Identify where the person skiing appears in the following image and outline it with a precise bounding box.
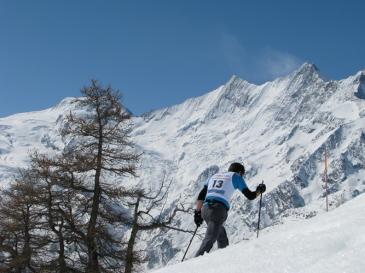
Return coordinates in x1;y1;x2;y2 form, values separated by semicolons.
194;162;266;256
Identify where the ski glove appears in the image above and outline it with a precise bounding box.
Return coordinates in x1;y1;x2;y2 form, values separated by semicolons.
256;184;266;194
194;210;203;227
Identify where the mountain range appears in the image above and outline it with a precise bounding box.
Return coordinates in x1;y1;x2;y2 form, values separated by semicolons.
0;63;364;270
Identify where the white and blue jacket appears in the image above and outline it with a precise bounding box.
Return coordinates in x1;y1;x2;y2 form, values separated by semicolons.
199;171;254;210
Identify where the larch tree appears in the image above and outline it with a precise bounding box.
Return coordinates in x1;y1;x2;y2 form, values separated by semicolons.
120;178;192;273
57;80;139;272
0;170;44;273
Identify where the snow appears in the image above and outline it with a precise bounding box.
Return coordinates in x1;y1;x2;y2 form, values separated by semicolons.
331;102;359;120
151;193;365;273
0;98;71;188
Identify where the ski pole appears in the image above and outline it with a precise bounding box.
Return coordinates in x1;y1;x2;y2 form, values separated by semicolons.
181;226;198;262
257;181;264;238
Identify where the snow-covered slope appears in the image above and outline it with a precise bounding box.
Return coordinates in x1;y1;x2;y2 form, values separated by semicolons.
150;193;365;273
0;98;75;187
0;63;364;270
131;63;365;269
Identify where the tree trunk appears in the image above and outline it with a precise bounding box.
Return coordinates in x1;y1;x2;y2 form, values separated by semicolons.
86;121;103;273
125;196;140;273
23;206;32;272
47;185;67;272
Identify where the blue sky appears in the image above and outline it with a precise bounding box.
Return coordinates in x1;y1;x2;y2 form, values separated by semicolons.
0;0;364;117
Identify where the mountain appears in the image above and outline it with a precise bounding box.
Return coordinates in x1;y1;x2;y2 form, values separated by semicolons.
0;63;365;271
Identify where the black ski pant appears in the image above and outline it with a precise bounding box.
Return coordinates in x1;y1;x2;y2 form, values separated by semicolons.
195;201;229;257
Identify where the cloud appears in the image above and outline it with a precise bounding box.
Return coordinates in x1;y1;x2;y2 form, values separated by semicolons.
219;32;302;83
258;48;302;79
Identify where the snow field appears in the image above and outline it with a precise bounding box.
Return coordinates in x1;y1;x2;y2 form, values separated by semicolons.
151;193;365;273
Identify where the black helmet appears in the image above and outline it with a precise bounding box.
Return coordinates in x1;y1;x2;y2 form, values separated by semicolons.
228;162;245;175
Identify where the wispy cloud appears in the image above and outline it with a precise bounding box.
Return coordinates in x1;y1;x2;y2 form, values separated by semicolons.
258;48;302;79
219;32;302;83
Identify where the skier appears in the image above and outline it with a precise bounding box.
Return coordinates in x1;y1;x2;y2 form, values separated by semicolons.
194;162;266;256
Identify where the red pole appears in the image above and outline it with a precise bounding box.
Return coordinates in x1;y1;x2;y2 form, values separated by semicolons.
324;146;329;212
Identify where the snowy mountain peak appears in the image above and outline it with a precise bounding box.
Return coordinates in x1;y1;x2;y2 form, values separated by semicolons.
51;97;78;112
225;75;254;88
221;75;257;97
287;62;324;84
295;62;320;76
355;71;365;99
